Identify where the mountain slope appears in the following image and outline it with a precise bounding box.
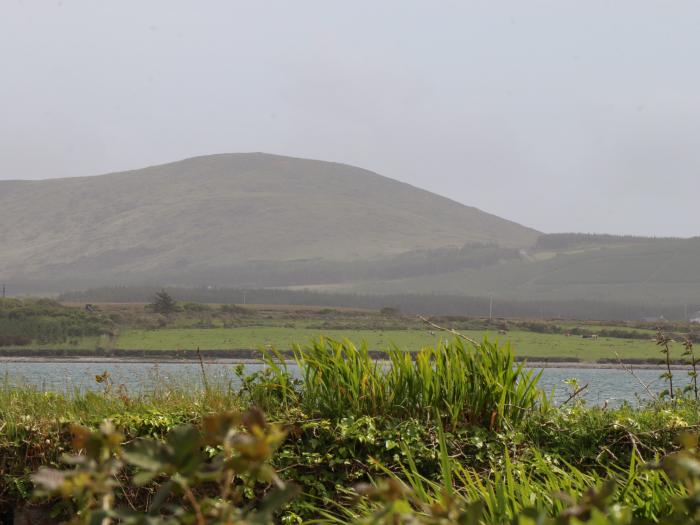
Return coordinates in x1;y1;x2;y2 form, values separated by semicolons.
336;237;700;306
0;153;538;289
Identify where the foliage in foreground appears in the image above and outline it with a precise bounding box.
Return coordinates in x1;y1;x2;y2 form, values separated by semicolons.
32;408;297;524
29;408;700;525
344;430;700;525
4;337;700;523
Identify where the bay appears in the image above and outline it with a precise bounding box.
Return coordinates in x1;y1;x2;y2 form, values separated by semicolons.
1;361;692;406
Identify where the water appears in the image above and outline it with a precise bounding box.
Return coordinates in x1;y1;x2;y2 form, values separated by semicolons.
0;361;692;405
536;367;690;405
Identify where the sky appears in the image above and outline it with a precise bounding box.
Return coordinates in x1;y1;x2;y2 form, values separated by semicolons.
2;1;699;237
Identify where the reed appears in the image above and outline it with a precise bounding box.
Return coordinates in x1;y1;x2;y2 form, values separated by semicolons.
291;337;547;429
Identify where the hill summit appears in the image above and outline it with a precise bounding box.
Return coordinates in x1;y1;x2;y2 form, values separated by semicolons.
0;153;538;290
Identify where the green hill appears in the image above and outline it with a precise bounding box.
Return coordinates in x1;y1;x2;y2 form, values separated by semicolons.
0;153;538;291
333;237;700;306
5;153;699;308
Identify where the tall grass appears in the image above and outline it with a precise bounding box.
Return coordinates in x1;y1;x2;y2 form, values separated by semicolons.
321;426;683;524
289;337;547;429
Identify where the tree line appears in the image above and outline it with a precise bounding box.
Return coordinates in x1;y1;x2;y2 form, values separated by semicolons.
534;232;687;250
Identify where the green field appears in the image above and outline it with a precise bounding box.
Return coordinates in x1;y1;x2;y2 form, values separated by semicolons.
2;298;681;362
108;327;663;362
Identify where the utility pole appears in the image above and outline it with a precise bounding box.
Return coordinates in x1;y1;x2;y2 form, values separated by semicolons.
489;293;493;320
1;284;5;298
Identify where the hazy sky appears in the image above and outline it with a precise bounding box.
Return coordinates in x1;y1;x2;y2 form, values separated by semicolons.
2;1;699;236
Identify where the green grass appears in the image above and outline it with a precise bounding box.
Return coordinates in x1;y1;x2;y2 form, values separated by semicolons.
114;327;438;352
3;336;102;350
490;330;660;361
108;327;665;362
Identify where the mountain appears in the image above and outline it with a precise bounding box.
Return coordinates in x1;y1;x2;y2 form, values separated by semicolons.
0;153;538;291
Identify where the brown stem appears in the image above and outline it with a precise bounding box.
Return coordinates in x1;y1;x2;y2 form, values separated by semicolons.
615;353;658;401
693;358;698;401
560;383;589;407
220;468;235;501
184;486;206;525
663;339;674;399
688;340;698;401
626;430;643;460
196;347;210;394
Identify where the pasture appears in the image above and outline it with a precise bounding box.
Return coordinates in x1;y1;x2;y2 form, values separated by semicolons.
111;326;664;362
1;298;688;362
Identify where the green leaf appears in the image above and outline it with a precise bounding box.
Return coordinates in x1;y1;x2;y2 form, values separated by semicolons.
123;439;169;472
148;479;177;513
247;484;301;523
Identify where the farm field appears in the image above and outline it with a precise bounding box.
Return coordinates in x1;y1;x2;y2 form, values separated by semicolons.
110;327;664;362
2;297;689;362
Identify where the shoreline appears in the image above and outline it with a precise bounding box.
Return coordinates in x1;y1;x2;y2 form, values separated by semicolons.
0;355;689;370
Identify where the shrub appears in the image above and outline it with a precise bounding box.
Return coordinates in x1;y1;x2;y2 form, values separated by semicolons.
32;409;298;525
0;334;31;346
149;290;180;314
181;301;211;313
0;298;111;344
220;304;248;315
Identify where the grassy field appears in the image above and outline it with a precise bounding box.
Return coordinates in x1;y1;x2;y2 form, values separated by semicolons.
2;299;685;362
107;327;664;362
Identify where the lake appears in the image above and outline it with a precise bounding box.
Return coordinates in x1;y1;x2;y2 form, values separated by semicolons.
0;360;690;405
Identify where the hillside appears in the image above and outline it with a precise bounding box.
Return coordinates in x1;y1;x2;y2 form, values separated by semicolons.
333;237;700;307
0;153;538;291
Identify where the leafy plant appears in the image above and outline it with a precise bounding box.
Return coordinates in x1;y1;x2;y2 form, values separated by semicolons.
682;338;699;401
656;330;675;400
32;408;298;524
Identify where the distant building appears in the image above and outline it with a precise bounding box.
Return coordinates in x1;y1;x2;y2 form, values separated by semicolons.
691;312;700;324
642;315;665;323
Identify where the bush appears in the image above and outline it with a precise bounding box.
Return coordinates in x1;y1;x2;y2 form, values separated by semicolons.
0;298;112;344
31;409;298;525
220;304;248;315
0;334;31;347
180;301;211;312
